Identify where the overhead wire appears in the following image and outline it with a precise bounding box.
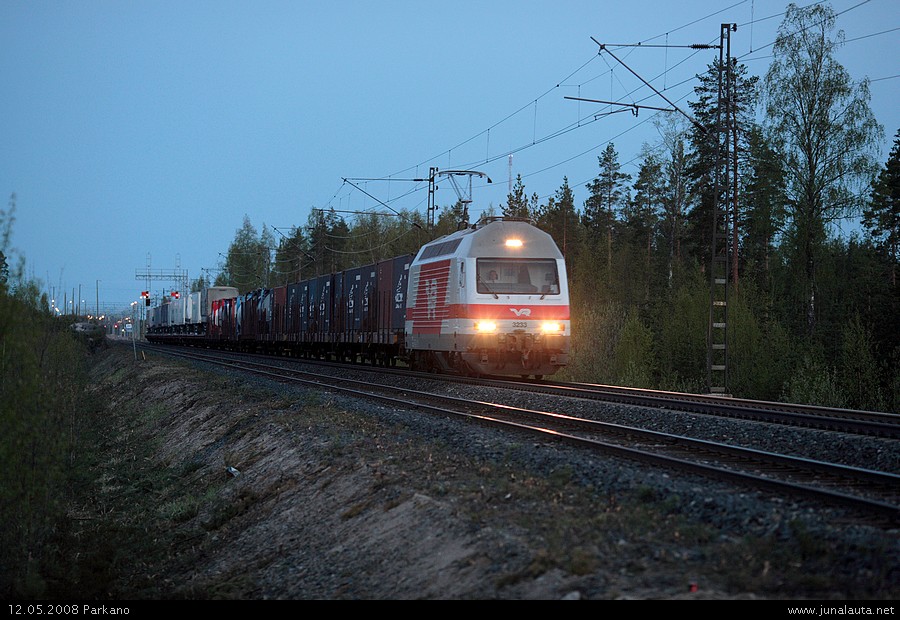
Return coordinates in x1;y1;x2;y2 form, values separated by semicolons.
331;4;749;214
324;226;417;255
518;0;886;204
318;0;888;221
406;9;738;204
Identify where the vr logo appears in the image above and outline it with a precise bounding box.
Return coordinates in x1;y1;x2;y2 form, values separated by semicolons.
509;308;531;317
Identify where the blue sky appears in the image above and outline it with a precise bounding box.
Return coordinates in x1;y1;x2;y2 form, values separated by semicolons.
1;0;897;314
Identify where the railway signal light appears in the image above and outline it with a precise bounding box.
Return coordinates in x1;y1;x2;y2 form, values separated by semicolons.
172;291;180;299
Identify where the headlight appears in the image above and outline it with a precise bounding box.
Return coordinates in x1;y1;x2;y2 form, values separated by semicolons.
540;321;562;333
475;320;497;333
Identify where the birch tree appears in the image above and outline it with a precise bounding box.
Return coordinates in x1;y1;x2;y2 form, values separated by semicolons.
763;2;882;333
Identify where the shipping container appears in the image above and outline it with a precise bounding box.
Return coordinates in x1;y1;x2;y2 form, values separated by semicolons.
286;282;303;341
272;285;287;342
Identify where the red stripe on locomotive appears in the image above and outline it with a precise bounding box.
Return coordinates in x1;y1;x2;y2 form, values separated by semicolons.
448;304;570;321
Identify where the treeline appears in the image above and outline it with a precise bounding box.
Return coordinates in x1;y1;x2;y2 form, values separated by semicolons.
209;4;897;411
0;273;98;596
1;193;108;596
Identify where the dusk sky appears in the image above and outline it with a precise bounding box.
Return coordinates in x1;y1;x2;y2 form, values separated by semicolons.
2;0;897;315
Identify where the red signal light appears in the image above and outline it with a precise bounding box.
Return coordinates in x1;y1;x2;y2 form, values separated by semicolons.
172;291;180;299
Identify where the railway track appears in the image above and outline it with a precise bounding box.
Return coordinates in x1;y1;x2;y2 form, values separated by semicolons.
375;366;900;438
506;376;900;439
143;342;900;438
140;343;900;525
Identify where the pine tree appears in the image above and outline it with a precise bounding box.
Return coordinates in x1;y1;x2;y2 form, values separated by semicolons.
0;251;8;288
864;128;900;287
584;143;630;274
534;177;577;261
190;274;209;292
742;125;787;290
0;193;14;289
627;150;664;300
503;175;530;219
686;57;758;279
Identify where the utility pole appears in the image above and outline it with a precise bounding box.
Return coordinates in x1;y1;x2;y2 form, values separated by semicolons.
706;23;737;396
427;167;438;233
586;32;733;394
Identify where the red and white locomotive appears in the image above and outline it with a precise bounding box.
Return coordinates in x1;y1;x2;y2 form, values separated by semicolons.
146;216;570;378
406;216;569;378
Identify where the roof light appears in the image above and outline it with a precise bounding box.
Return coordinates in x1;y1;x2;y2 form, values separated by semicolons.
505;238;523;248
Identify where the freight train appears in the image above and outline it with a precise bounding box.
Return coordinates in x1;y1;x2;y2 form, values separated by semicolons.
146;217;570;378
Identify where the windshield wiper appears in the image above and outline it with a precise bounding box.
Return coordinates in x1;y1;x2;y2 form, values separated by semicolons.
477;275;499;299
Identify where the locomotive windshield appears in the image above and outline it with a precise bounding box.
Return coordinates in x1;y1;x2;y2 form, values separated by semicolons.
476;259;559;295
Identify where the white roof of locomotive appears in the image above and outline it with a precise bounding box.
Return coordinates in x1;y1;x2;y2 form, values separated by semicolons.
413;217;563;263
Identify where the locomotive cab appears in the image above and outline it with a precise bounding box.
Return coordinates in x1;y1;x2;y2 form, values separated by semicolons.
405;217;570;378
